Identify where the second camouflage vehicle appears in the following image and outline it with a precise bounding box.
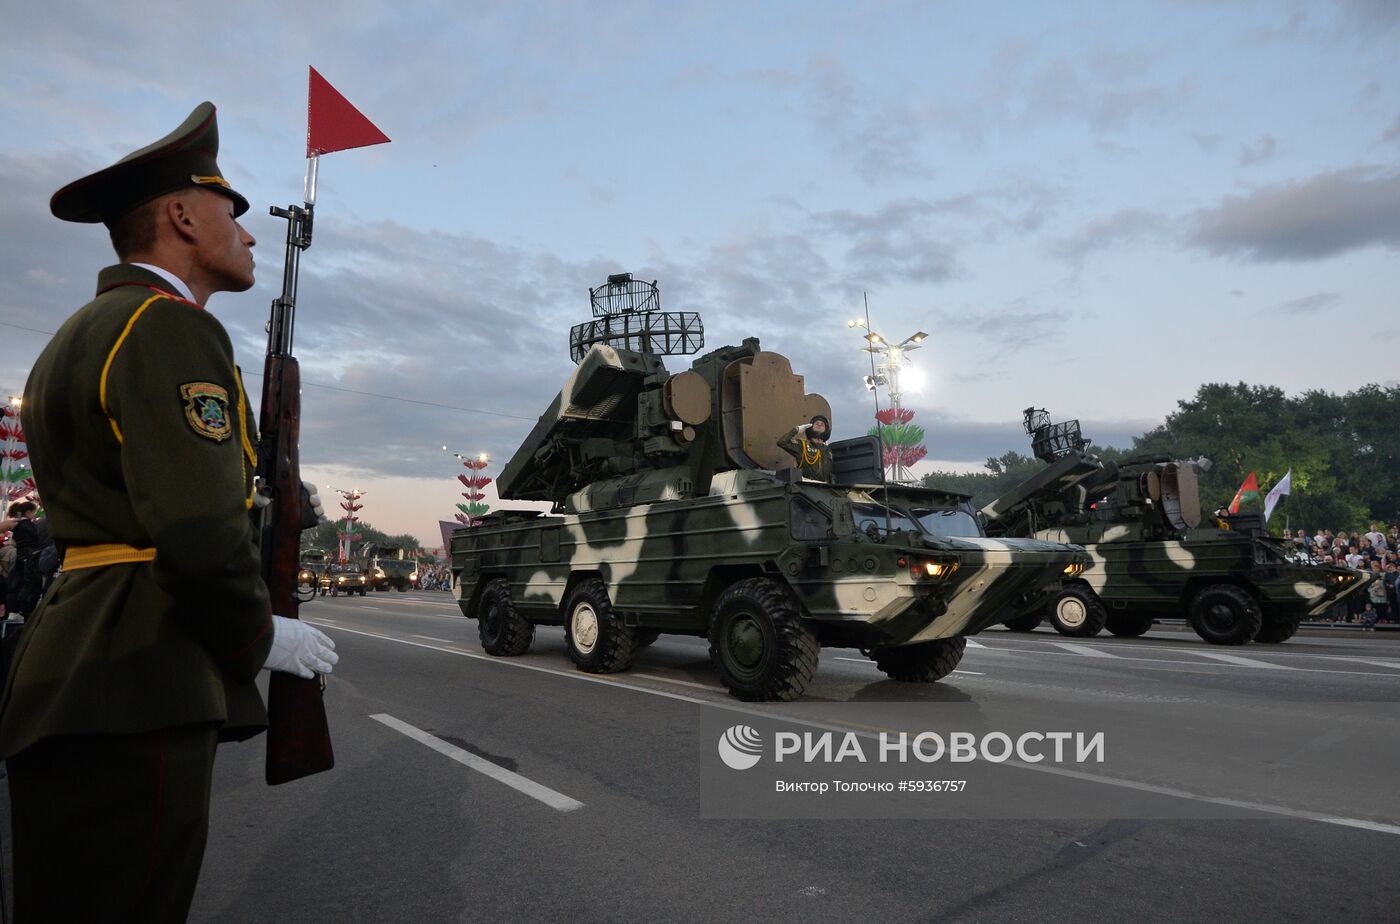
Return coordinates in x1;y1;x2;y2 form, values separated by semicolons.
982;409;1372;645
450;276;1086;701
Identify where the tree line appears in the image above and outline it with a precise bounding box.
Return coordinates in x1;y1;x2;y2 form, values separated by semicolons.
921;382;1400;533
300;520;432;561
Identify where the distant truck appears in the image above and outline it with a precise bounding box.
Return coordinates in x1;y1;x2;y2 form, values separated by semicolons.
982;409;1372;645
356;542;416;592
450;335;1086;701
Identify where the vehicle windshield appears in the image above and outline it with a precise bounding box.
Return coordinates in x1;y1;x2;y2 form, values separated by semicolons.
912;507;982;539
851;502;923;537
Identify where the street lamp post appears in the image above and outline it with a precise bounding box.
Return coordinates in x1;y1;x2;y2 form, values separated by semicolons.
847;306;928;483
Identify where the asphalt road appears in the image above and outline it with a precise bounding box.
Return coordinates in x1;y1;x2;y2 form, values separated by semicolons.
16;590;1400;922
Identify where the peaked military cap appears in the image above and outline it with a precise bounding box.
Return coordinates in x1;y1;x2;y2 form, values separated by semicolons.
50;101;249;225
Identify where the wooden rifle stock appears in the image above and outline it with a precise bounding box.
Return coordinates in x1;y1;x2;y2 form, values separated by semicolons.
258;351;335;785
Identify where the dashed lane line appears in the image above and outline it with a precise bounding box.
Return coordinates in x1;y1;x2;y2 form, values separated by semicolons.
1191;652;1296;670
1323;657;1400;671
411;635;458;644
370;713;584;813
961;644;1399;678
1051;642;1124;659
323;624;1400;837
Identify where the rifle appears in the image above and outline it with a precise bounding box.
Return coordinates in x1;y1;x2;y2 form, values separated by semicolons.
255;191;334;785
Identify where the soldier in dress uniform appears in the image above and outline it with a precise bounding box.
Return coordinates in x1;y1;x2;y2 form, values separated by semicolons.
0;102;339;922
777;414;834;482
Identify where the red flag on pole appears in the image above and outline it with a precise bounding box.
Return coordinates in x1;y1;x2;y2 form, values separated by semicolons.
1228;471;1260;514
307;67;390;156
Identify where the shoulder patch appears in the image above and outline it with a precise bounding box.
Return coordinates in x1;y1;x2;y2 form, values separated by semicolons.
180;382;232;442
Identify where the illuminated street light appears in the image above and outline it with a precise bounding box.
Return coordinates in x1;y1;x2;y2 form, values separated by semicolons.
846;307;931;482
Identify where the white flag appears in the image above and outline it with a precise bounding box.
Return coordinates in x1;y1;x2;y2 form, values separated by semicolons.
1263;468;1292;522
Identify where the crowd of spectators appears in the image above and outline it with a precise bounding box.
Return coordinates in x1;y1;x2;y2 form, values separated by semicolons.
413;563;453;592
1291;523;1400;627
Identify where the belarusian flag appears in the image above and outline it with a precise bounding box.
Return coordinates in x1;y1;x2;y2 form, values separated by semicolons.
1228;472;1260;514
1263;469;1292;522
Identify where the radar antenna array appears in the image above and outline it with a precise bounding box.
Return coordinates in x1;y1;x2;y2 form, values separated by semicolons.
569;273;705;362
1023;407;1086;463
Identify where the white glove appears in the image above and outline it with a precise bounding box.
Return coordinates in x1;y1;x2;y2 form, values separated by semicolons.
796;423;812;432
263;615;339;678
303;481;328;524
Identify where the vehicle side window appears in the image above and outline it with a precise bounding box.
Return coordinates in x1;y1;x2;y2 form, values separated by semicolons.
790;496;833;540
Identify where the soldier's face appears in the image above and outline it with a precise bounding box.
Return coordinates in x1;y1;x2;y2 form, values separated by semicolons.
192;189;256;293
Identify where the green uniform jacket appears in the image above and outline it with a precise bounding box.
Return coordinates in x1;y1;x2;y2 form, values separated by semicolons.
777;427;834;482
0;264;273;757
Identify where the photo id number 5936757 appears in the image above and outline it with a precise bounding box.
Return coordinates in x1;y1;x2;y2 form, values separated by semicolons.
899;780;967;793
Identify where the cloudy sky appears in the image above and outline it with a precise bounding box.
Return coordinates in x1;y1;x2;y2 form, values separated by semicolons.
2;1;1397;547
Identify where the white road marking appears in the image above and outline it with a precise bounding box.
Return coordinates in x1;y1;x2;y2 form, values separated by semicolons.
963;643;1398;677
1324;657;1400;671
319;623;1400;836
412;635;458;644
1192;652;1295;670
1051;643;1123;659
630;673;722;691
370;713;583;813
362;606;384;611
964;639;987;649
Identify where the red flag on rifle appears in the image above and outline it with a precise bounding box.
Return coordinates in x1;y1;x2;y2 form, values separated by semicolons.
307;66;391;156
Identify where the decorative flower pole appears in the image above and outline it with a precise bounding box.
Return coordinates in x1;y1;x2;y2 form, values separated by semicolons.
868;407;928;476
0;397;37;506
446;450;492;527
332;487;365;563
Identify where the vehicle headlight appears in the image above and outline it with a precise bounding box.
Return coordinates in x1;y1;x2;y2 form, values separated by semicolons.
337;577;346;583
410;572;419;581
912;559;958;580
374;568;385;578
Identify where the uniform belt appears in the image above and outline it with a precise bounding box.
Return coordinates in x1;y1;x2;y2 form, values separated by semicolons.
63;544;157;570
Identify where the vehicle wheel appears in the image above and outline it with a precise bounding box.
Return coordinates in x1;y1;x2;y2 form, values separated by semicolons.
1188;584;1262;645
869;637;966;682
1047;586;1107;637
1104;613;1153;637
1254;619;1299;643
359;588;368;597
634;629;660;649
565;578;636;673
396;585;407;593
376;585;388;592
477;578;534;656
1002;612;1043;632
707;577;819;702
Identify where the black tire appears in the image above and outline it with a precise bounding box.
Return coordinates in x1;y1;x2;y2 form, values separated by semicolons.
1254;620;1299;643
1047;586;1107;637
359;588;368;597
869;637;967;682
564;578;636;673
1002;612;1043;632
376;585;388;592
477;578;534;656
707;577;819;702
634;629;660;649
1188;584;1262;645
396;585;407;593
1104;613;1153;637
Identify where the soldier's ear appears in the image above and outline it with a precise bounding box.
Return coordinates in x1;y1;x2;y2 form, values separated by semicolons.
161;193;200;245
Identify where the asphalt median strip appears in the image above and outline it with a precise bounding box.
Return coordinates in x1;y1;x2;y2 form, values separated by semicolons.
317;621;1400;836
370;713;584;813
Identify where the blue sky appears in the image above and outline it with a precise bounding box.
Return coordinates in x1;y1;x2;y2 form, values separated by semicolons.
2;1;1397;546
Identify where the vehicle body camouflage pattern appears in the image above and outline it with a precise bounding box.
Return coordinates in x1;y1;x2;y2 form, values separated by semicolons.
981;410;1372;645
451;337;1086;701
356;542;416;592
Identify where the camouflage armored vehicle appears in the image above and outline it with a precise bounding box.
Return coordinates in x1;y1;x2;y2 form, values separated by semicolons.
982;409;1371;645
356;542;416;592
320;562;370;597
299;547;331;590
450;280;1086;701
